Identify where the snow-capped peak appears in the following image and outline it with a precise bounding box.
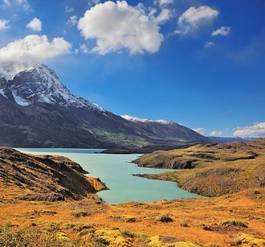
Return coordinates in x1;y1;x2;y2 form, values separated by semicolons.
0;64;105;111
121;115;173;125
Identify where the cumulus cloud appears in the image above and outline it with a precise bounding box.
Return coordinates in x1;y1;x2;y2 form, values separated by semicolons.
175;6;219;35
233;122;265;137
67;16;78;26
0;19;9;31
212;26;231;37
78;1;163;55
194;128;224;136
0;35;71;76
26;18;42;32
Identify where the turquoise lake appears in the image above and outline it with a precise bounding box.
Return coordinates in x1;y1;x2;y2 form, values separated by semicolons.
18;148;198;204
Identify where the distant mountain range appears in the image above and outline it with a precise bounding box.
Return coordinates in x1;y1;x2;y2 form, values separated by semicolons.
207;136;244;143
0;64;209;148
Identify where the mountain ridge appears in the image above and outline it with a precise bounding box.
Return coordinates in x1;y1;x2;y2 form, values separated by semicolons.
0;64;209;148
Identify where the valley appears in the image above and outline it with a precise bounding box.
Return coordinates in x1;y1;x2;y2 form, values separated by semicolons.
1;140;265;246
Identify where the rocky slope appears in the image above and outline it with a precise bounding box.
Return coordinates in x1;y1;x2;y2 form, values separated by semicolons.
136;139;265;197
0;148;106;201
0;64;209;148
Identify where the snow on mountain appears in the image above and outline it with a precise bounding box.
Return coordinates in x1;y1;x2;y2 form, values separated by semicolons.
0;89;5;97
121;115;173;125
0;64;104;111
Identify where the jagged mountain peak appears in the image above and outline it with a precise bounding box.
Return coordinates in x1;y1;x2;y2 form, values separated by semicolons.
0;64;104;111
0;64;209;148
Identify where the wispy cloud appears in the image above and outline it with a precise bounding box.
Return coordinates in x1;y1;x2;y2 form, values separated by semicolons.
194;128;206;135
205;41;215;48
155;8;173;24
212;26;231;37
154;0;173;7
0;19;9;31
3;0;31;10
230;32;265;64
234;122;265;137
175;6;219;35
67;16;78;26
194;128;224;137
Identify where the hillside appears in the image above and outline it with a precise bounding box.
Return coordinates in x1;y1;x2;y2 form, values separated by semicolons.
0;64;208;148
135;139;265;197
0;147;265;246
0;148;106;201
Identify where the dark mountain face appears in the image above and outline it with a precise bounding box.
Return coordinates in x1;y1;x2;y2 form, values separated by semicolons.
0;64;209;148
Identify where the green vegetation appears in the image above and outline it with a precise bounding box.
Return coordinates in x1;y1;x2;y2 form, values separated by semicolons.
92;128;149;147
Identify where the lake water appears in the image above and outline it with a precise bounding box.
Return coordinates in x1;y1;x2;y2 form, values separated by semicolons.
18;148;199;204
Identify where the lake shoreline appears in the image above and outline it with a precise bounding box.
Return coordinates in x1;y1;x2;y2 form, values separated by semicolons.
17;148;198;204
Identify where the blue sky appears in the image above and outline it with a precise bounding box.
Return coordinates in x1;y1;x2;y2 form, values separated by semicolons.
0;0;265;137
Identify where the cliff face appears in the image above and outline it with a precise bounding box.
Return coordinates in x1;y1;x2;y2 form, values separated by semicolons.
0;148;106;201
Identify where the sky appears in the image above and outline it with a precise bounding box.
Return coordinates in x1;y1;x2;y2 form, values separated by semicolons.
0;0;265;137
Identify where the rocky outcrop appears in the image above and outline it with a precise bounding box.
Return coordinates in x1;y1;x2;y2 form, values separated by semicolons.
0;148;107;201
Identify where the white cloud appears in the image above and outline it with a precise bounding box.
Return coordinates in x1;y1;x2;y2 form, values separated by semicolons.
233;122;265;137
212;26;231;37
3;0;30;10
0;35;71;75
176;6;219;35
155;8;172;24
0;19;9;31
155;0;173;7
194;128;224;136
205;41;215;48
194;128;206;135
78;1;163;55
26;18;42;32
209;130;223;137
67;16;78;26
79;43;90;54
65;6;74;13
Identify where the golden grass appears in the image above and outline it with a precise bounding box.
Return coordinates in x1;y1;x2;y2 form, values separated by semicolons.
1;187;265;246
1;140;265;246
138;139;265;196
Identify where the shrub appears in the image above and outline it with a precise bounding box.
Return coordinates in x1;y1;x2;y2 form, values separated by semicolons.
157;215;174;223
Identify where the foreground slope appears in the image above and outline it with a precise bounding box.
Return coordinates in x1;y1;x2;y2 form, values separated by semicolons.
0;64;208;148
0;148;265;246
135;139;265;196
0;148;106;201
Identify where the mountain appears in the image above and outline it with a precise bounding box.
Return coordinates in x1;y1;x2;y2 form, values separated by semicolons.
0;64;209;148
